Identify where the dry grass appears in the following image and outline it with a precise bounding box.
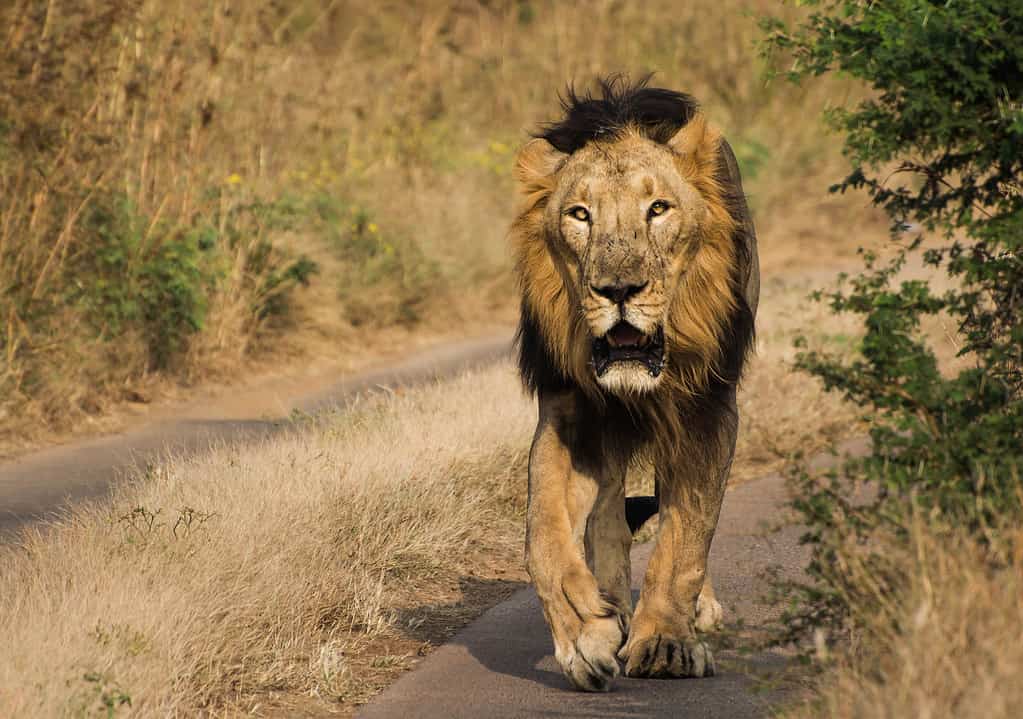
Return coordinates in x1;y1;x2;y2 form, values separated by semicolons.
733;269;867;483
0;363;535;716
0;0;879;451
785;513;1023;719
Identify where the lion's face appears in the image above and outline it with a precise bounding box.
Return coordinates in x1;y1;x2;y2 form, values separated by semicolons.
514;109;741;402
542;132;711;394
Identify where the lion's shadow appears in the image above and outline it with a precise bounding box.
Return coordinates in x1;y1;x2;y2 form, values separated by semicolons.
393;575;583;691
396;580;648;693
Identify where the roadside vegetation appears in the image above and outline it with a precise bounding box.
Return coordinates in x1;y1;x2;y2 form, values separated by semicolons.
0;0;876;453
0;364;534;716
763;1;1023;715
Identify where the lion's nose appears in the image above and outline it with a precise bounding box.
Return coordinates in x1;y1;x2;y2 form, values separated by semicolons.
591;281;648;305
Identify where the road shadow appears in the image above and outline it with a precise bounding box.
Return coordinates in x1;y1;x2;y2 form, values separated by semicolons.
394;575;529;646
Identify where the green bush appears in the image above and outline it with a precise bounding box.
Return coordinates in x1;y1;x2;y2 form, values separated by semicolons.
67;194;213;370
762;0;1023;641
214;193;321;323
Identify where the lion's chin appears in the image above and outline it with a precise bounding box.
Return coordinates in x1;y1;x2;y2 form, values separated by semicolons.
595;363;663;395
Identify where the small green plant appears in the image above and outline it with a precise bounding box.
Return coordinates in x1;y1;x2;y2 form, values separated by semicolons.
69;671;132;718
731;136;771;183
66;193;213;369
213;191;321;323
90;622;151;658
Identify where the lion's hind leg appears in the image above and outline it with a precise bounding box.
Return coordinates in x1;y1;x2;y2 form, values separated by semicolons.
695;574;724;632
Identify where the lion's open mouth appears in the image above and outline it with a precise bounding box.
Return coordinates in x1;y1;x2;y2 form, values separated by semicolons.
591;322;665;378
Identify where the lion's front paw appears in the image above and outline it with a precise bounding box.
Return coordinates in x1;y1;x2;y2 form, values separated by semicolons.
618;633;715;679
558;611;623;692
549;585;626;692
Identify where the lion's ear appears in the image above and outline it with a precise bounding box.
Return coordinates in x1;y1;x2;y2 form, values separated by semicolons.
666;113;718;162
514;138;566;204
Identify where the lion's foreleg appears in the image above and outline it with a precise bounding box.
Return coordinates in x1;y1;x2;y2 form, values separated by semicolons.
619;417;737;678
526;397;626;692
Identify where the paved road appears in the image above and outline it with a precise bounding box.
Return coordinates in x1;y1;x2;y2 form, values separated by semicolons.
357;470;810;719
0;333;512;538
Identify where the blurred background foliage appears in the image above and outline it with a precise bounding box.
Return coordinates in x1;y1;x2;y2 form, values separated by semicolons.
0;0;861;448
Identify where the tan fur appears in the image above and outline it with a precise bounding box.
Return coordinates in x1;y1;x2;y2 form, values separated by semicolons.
513;112;753;691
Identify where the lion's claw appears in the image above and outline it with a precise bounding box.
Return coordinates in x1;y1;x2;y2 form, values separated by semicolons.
619;634;715;679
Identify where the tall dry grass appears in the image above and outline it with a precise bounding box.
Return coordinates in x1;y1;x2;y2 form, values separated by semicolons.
785;509;1023;719
0;362;535;716
0;0;878;451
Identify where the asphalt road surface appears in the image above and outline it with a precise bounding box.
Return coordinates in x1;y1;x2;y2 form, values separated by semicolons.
0;333;512;538
357;469;812;719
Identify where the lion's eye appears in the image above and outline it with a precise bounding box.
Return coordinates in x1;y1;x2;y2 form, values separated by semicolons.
647;200;670;219
568;206;590;222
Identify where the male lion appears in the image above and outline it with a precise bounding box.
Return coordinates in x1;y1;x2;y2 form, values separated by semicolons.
511;78;759;692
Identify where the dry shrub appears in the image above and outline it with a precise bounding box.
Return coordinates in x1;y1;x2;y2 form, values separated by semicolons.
0;362;534;716
786;509;1023;719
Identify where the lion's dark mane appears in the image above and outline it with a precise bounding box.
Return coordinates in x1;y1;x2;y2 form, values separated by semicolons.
538;75;700;154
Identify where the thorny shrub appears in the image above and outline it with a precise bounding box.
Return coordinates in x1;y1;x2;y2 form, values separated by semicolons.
762;0;1023;643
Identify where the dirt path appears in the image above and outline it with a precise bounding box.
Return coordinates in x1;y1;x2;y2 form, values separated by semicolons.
0;332;512;538
356;438;868;719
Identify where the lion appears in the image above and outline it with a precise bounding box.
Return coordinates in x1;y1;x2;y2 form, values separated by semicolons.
511;77;759;692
